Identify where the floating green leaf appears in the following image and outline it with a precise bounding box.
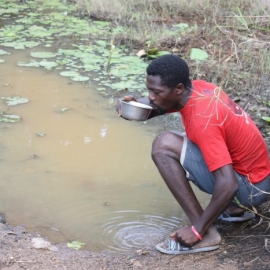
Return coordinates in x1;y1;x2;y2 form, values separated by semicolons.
0;49;10;55
1;42;25;50
30;52;56;58
71;76;90;82
1;96;29;106
36;132;46;136
190;48;209;61
60;71;80;77
142;91;149;97
17;60;40;67
67;241;85;250
0;113;20;123
39;60;58;68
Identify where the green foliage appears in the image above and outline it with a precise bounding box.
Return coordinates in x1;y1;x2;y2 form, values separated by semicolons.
67;241;85;250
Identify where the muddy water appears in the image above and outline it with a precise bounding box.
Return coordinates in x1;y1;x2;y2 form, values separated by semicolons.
0;50;210;252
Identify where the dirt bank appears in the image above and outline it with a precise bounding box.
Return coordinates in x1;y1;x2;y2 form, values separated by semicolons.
0;201;269;270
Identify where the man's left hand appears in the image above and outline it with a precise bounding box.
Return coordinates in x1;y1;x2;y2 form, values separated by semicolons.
170;227;200;247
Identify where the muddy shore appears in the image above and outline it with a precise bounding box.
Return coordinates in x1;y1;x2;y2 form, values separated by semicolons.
0;202;269;270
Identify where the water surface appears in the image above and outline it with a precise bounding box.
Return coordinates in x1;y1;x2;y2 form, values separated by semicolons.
0;50;210;252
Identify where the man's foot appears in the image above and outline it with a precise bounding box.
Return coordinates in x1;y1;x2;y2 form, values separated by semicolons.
218;211;255;222
218;204;255;222
156;226;221;255
224;205;245;216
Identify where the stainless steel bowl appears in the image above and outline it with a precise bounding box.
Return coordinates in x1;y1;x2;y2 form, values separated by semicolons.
121;101;153;121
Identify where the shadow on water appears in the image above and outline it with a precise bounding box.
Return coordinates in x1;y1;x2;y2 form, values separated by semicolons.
0;51;210;252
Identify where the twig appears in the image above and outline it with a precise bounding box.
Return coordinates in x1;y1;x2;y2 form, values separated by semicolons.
15;261;35;263
225;235;270;237
264;239;270;252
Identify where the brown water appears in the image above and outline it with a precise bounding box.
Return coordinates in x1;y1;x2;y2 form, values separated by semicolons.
0;50;210;252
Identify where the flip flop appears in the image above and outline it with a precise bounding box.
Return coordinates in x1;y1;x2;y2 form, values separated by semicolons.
218;211;255;222
155;238;219;255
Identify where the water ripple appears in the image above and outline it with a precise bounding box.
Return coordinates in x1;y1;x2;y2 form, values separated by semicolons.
101;211;184;252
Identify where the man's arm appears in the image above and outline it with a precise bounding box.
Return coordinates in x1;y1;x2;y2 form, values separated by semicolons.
173;164;239;246
195;164;239;235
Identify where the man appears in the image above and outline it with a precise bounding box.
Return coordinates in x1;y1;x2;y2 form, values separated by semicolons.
116;54;270;254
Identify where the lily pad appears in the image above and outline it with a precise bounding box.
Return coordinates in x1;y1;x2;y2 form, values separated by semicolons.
173;23;189;30
17;60;40;67
30;52;57;58
39;60;58;68
190;48;209;61
1;96;29;106
36;132;46;137
67;241;85;250
57;108;69;113
71;76;90;82
60;71;80;77
0;49;10;55
0;113;20;123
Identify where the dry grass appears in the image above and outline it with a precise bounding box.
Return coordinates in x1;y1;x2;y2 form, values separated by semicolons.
73;0;270;133
73;0;270;91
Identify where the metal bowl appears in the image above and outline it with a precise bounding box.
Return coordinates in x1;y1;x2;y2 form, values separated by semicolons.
121;101;153;121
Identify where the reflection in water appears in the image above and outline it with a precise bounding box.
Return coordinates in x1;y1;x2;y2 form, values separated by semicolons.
0;50;210;252
100;124;108;138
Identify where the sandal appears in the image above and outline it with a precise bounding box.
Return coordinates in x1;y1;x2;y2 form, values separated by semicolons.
156;238;219;255
218;211;255;222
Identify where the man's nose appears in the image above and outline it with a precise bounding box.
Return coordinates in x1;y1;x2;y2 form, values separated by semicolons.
148;92;155;101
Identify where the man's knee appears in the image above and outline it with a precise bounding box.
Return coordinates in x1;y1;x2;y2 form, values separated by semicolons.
151;131;184;161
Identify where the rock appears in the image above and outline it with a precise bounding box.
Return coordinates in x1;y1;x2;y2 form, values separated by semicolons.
31;237;59;252
133;260;143;268
0;214;6;224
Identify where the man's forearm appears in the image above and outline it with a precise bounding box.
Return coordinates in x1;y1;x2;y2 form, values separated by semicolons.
193;165;239;236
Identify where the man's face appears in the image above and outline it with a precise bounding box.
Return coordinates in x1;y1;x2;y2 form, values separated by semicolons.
146;75;180;112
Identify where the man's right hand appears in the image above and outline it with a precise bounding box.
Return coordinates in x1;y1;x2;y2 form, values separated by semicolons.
116;95;137;118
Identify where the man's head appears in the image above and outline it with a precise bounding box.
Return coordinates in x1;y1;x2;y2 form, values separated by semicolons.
146;55;192;112
146;54;191;90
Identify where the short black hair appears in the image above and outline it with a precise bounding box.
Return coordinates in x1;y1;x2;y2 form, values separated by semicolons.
146;54;191;89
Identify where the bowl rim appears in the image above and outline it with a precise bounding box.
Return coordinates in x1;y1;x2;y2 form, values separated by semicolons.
121;100;153;110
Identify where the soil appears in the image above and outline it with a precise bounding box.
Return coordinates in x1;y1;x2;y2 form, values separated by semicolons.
1;1;270;269
0;201;270;270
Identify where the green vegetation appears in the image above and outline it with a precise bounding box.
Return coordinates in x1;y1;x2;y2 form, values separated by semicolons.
74;0;270;132
74;0;270;91
0;0;269;133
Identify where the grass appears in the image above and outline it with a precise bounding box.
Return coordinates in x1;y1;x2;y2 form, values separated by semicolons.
72;0;270;136
73;0;270;92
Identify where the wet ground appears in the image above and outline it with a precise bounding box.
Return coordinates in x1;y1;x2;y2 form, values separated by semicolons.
0;205;270;270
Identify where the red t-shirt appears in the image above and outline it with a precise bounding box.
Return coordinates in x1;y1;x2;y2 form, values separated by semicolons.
177;80;270;184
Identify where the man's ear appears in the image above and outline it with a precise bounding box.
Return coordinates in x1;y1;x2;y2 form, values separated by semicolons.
175;83;185;95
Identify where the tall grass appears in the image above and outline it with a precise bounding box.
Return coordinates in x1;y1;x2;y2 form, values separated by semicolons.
74;0;270;114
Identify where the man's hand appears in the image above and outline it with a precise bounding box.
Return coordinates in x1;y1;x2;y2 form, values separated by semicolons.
170;227;200;247
116;95;137;118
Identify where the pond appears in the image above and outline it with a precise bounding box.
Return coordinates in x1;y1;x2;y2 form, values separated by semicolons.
0;0;210;252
